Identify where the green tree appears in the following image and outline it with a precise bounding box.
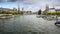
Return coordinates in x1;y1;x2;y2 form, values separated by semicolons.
38;9;41;15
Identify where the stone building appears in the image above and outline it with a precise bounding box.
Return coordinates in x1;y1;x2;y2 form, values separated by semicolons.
13;8;17;11
43;4;60;14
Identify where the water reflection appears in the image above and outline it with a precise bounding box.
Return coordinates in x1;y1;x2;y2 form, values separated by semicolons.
0;15;60;34
0;31;40;34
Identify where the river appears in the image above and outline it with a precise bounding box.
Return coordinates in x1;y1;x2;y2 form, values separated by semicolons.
0;15;60;34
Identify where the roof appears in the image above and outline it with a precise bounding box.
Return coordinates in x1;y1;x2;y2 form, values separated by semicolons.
49;8;55;10
55;9;60;11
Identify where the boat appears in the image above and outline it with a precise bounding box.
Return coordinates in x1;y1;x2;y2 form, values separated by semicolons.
42;15;57;21
55;20;60;26
0;14;14;19
36;15;46;18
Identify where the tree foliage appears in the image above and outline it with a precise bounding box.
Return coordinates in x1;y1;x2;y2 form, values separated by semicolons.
46;12;60;15
38;9;41;15
0;11;23;15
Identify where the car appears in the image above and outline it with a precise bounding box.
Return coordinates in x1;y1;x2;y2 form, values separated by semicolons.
55;20;60;26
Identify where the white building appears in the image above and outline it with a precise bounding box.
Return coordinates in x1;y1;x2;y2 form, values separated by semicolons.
44;4;60;14
49;8;55;12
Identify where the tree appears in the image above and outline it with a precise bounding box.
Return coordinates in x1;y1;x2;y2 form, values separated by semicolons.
38;9;41;15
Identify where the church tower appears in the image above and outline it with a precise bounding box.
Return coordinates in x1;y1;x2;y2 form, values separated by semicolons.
43;4;49;14
45;4;49;11
18;2;20;12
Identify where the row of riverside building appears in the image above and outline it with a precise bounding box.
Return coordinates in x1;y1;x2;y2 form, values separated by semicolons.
43;4;60;14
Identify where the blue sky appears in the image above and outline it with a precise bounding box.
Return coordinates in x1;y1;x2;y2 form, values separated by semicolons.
0;2;18;8
0;0;60;12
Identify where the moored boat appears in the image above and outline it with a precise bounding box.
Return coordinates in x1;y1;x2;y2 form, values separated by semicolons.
0;14;14;19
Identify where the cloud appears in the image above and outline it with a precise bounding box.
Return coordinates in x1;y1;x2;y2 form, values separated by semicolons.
18;0;39;4
7;0;17;2
7;0;26;2
0;0;54;4
0;0;60;11
7;0;51;4
0;0;18;2
51;0;60;6
0;0;3;2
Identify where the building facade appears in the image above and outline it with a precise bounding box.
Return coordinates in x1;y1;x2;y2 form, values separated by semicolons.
44;4;60;13
49;8;55;12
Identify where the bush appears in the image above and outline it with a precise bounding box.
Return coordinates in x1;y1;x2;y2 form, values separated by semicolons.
0;11;24;15
46;12;60;15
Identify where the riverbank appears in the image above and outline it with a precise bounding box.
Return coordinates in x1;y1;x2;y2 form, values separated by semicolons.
0;14;15;19
0;11;23;15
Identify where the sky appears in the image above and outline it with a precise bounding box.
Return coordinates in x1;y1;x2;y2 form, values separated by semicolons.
0;0;60;12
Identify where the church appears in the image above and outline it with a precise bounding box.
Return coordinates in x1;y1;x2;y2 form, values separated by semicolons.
44;4;60;13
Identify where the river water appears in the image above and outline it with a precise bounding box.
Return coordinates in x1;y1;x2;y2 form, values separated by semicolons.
0;15;60;34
